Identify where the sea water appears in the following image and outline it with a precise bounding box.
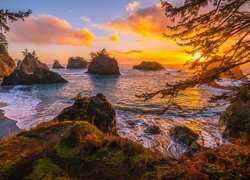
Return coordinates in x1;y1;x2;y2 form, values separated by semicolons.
0;66;235;156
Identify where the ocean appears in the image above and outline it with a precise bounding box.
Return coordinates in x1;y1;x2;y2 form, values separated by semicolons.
0;65;239;156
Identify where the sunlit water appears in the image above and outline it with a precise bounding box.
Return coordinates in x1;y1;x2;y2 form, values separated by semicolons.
0;66;235;156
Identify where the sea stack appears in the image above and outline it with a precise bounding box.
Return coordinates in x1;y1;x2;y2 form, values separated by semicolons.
87;49;120;75
67;57;87;69
1;50;67;86
16;52;49;74
52;60;64;69
133;61;165;71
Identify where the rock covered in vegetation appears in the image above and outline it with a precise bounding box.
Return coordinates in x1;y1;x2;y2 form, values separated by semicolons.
169;126;201;154
87;49;120;75
56;93;116;134
67;57;87;69
1;68;68;86
16;53;49;74
133;61;165;71
52;60;64;69
220;85;250;138
144;125;161;135
0;121;249;179
0;45;15;77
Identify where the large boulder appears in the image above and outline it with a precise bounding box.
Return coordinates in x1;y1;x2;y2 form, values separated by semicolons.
1;68;67;86
0;45;16;77
169;126;201;155
220;85;250;138
87;49;120;75
67;57;87;69
16;53;49;74
52;60;64;69
133;61;165;71
56;93;116;134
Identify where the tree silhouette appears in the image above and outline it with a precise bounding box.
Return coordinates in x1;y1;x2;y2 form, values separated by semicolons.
0;9;31;50
138;0;250;105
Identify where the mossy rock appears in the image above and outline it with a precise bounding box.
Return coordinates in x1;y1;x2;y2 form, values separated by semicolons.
25;158;69;180
56;93;117;134
0;158;21;178
55;122;104;158
56;95;90;122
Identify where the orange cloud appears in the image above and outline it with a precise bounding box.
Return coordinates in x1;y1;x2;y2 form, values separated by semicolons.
110;35;120;42
100;4;171;39
126;1;140;12
7;15;94;46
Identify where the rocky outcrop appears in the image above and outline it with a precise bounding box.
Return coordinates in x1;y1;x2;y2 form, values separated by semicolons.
87;49;120;75
133;61;165;71
16;54;49;74
56;93;116;134
220;84;250;138
67;57;87;69
52;60;64;69
144;125;161;135
1;68;67;86
220;66;247;80
169;126;201;154
0;46;15;77
220;100;250;138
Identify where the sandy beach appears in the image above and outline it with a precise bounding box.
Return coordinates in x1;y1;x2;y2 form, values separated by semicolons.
0;102;20;137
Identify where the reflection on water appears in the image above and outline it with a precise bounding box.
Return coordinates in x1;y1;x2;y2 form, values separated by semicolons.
0;66;228;156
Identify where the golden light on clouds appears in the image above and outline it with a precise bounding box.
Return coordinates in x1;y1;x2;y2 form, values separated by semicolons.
8;15;95;46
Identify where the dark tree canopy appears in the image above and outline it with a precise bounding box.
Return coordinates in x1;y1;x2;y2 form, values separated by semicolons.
139;0;250;105
0;9;31;50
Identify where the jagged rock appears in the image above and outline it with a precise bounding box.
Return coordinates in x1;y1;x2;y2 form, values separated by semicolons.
220;85;250;138
1;68;67;86
67;57;87;69
144;125;161;135
133;61;165;71
16;54;49;74
87;49;120;75
0;46;16;77
169;126;201;154
56;93;116;134
52;60;64;69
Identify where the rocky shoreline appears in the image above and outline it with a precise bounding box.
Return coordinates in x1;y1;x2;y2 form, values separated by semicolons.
0;93;249;179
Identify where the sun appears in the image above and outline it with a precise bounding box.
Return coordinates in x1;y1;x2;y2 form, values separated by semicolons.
190;52;206;61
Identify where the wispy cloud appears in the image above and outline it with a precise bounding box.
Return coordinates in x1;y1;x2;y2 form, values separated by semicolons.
7;15;95;46
80;16;91;23
126;1;140;12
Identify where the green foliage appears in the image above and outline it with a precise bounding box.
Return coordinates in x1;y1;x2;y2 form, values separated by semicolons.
0;9;31;33
25;158;69;180
90;48;112;59
0;158;21;177
0;151;8;158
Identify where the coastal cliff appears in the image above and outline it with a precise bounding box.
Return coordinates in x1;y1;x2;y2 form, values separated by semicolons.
0;45;15;78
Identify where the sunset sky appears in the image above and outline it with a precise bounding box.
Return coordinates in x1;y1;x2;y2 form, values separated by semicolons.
2;0;189;65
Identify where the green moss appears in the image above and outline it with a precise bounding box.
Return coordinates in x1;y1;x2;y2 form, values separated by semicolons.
55;122;103;159
25;158;69;180
55;144;80;159
0;151;9;158
0;158;21;177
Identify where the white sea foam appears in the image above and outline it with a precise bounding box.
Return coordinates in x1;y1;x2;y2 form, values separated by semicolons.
0;86;41;129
